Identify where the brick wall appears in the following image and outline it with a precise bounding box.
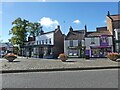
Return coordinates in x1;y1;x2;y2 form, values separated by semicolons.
106;16;113;35
53;29;64;58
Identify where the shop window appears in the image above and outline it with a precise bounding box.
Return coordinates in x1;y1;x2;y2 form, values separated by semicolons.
91;49;99;57
68;49;78;56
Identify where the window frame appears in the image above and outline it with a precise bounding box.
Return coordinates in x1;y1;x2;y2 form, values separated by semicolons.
70;40;73;47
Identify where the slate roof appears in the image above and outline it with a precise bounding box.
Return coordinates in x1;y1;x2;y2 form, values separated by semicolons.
86;27;112;37
39;26;60;35
42;30;55;35
65;30;86;40
109;14;120;21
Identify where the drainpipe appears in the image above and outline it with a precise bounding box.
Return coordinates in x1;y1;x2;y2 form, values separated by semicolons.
112;22;116;52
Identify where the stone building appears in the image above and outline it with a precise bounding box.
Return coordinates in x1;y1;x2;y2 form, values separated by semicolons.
64;26;86;57
85;27;113;57
106;12;120;52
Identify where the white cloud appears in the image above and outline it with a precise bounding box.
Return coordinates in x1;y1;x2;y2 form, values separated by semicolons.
1;0;46;2
42;0;46;2
104;20;107;23
73;19;80;24
39;17;59;28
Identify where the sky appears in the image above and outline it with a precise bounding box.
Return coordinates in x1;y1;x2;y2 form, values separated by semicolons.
1;2;119;42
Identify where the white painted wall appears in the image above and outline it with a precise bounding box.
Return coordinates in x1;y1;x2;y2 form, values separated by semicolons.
73;40;78;46
64;40;85;47
85;37;100;49
81;40;85;46
35;32;54;45
114;29;120;52
114;29;120;40
108;37;112;46
64;39;85;55
64;40;68;55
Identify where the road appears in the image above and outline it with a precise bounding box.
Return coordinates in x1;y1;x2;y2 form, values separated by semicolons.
2;69;118;88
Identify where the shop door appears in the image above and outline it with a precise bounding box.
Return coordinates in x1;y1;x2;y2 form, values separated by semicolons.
99;49;104;57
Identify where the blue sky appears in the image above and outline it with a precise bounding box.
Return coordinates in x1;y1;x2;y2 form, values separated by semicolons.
1;2;118;42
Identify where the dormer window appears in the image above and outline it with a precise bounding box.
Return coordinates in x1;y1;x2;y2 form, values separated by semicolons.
91;37;95;44
91;42;95;44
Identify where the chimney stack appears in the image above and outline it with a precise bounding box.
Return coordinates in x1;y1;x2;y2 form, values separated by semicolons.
69;26;73;32
57;25;60;30
107;11;110;16
84;25;87;36
85;25;87;31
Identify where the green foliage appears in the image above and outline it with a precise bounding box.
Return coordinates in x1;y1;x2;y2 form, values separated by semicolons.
8;17;42;55
9;17;42;48
28;22;41;37
9;17;29;46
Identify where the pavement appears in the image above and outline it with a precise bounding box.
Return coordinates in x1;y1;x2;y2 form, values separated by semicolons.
0;56;120;73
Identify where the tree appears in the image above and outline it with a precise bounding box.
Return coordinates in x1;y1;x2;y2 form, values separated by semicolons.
28;22;41;37
9;17;42;55
9;17;29;46
9;17;29;55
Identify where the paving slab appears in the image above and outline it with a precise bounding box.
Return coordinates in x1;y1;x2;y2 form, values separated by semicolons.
0;57;120;73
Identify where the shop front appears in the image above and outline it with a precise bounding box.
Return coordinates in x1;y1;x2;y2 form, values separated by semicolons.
68;46;85;57
89;35;112;58
90;46;112;57
23;45;54;58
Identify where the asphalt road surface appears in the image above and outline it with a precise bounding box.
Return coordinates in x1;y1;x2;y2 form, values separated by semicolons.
2;69;119;88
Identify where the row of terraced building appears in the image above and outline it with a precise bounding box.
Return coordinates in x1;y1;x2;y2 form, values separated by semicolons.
21;12;120;58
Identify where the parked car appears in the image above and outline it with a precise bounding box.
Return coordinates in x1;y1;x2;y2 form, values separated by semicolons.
0;51;7;58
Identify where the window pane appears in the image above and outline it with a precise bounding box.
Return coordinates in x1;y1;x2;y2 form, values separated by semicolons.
46;39;48;44
39;40;41;44
118;33;120;39
78;40;81;46
70;40;73;46
42;40;44;44
49;38;51;44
